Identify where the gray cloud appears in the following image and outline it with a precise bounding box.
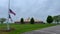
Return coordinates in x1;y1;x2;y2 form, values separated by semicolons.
0;0;60;22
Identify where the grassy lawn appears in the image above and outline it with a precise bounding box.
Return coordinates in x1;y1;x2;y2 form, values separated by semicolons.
0;24;57;34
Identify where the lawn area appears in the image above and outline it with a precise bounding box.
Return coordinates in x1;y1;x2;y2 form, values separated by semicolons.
0;24;57;34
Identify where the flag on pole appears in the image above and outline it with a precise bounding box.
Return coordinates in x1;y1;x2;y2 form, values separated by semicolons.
9;9;16;22
9;14;11;18
9;14;13;21
9;9;16;15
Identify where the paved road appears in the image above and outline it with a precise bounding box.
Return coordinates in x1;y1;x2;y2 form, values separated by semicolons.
22;25;60;34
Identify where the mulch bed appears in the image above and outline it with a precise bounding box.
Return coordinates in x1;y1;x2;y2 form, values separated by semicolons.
0;28;15;32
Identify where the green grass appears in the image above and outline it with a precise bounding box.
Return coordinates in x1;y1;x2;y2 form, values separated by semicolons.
0;24;57;34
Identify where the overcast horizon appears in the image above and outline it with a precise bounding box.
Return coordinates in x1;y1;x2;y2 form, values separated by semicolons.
0;0;60;22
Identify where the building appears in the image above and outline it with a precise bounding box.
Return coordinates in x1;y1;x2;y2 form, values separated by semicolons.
15;18;44;24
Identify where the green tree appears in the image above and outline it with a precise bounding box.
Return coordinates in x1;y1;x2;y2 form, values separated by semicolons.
53;15;60;24
20;18;24;24
46;15;53;24
30;17;35;24
0;18;6;24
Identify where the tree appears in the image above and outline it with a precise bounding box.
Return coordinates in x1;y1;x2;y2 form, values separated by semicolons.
46;15;53;24
0;18;6;24
53;15;60;24
20;18;24;24
30;17;35;24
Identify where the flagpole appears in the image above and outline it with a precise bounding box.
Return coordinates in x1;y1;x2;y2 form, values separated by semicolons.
7;0;10;30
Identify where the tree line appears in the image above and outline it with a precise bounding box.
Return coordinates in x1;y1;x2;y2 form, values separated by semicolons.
0;15;60;24
46;15;60;24
20;15;60;24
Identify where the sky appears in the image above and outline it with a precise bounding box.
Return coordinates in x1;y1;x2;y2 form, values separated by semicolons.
0;0;60;22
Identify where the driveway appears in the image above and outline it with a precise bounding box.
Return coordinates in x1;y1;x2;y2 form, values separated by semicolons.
22;25;60;34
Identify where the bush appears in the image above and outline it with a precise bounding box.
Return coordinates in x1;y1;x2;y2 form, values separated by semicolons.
46;15;53;24
30;18;34;24
20;18;24;24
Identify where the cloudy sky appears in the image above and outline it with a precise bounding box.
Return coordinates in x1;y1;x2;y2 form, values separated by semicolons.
0;0;60;22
